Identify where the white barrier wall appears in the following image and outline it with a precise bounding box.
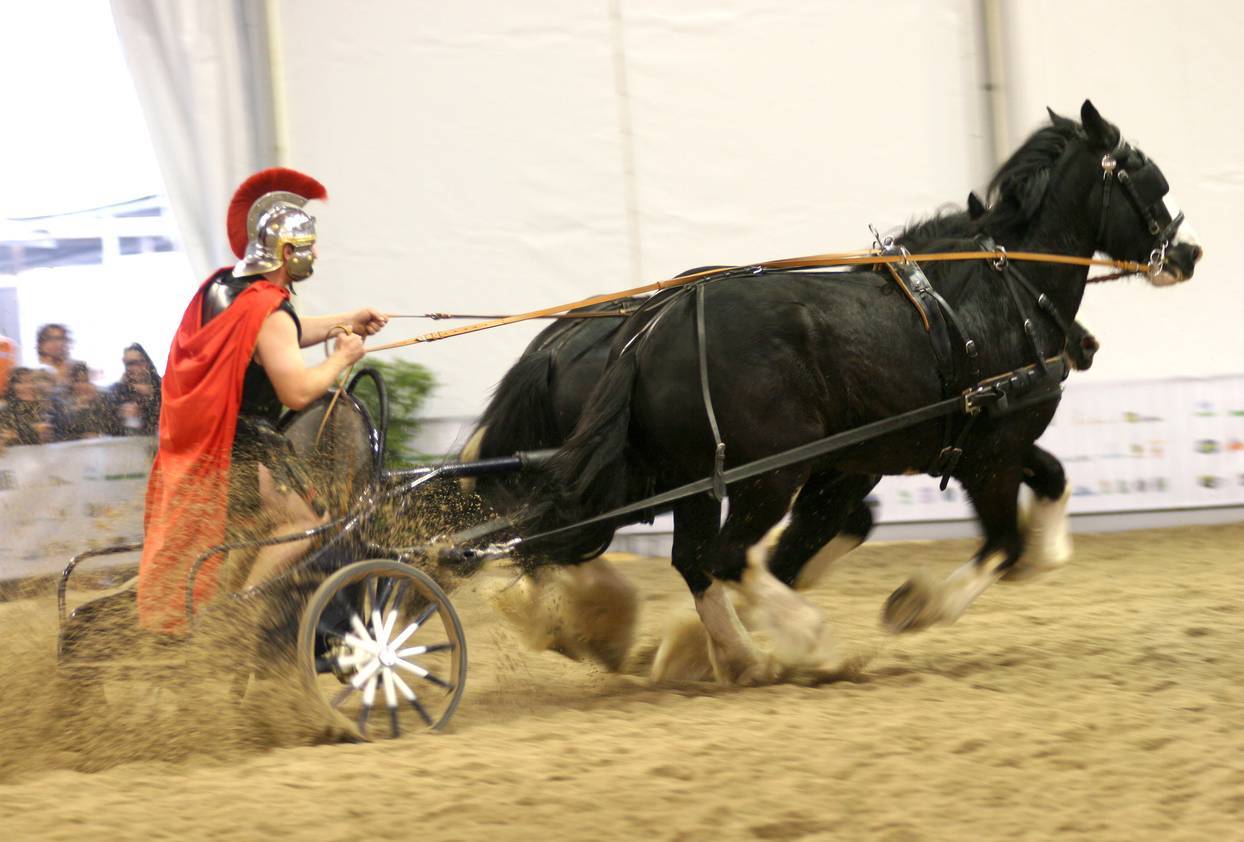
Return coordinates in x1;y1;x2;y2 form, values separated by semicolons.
0;437;152;581
4;374;1241;578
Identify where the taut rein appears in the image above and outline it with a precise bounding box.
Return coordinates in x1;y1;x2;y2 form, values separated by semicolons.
365;248;1151;354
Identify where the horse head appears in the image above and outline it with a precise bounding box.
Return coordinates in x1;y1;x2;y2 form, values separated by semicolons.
983;99;1202;287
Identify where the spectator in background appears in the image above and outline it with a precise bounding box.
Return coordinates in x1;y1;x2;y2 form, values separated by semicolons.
0;332;16;394
108;343;161;436
0;367;55;445
36;323;76;393
55;361;111;441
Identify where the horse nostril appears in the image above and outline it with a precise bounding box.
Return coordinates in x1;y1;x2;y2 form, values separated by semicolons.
1191;245;1204;263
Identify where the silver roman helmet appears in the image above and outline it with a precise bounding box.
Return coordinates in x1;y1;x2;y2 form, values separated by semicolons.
227;168;328;281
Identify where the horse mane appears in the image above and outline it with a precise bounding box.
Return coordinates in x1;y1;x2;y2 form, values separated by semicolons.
983;118;1083;234
893;205;975;248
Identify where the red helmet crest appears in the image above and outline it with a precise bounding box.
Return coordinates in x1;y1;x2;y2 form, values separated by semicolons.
227;168;327;259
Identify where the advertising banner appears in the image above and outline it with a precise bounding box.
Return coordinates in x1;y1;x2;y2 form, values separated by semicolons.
867;376;1244;520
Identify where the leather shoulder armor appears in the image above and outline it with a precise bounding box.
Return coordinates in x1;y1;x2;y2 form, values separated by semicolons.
201;270;248;324
201;271;301;341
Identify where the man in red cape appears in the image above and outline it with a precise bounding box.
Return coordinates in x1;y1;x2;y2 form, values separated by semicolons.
139;169;388;632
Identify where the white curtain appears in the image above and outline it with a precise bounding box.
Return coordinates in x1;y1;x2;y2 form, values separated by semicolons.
109;0;278;278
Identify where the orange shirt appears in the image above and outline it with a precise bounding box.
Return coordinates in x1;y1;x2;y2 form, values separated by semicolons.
0;336;16;394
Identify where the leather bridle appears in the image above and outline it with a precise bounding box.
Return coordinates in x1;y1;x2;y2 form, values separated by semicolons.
1097;138;1184;279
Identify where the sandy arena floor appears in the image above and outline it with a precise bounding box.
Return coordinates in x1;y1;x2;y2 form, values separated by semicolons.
0;522;1241;841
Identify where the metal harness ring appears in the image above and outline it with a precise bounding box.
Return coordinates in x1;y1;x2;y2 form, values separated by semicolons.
992;245;1008;271
1147;243;1168;278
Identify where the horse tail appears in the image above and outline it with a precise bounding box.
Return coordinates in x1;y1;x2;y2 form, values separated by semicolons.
472;348;561;460
548;350;640;522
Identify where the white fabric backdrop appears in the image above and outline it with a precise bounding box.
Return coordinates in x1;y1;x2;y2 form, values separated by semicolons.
997;0;1244;386
110;0;280;278
278;0;991;422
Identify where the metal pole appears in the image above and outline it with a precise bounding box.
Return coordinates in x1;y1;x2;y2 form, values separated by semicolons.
979;0;1011;170
264;0;291;166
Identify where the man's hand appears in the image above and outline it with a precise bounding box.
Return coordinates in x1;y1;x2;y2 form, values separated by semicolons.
350;308;389;336
333;331;366;365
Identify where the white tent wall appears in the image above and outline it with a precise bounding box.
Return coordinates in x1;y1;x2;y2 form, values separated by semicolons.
998;0;1244;386
276;0;992;443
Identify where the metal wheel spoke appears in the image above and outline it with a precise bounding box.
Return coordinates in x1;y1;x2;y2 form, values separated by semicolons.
382;668;398;710
391;671;416;701
396;642;453;658
411;601;438;630
331;684;358;710
385;579;409;614
358;703;371;737
375;576;393;615
409;696;434;727
389;705;401;738
336;649;372;669
394;657;454;691
371;607;388;646
349;614;373;645
366;576;378;616
351;658;382;689
343;632;379;655
389;602;438;650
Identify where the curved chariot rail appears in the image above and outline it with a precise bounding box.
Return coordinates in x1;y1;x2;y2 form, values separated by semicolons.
59;543;143;627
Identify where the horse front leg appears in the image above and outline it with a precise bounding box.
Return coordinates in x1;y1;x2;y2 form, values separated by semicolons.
1006;444;1073;581
882;464;1024;633
763;471;880;591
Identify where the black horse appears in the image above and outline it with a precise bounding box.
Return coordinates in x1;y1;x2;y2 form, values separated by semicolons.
462;273;877;674
530;101;1201;683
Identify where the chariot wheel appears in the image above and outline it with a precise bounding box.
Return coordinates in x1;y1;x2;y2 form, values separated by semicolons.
297;559;467;739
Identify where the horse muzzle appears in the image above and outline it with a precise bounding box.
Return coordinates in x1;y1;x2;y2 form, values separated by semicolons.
1151;238;1203;287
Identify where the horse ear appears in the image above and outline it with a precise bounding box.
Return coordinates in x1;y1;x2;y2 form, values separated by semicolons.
967;192;986;219
1046;106;1073;128
1080;99;1119;149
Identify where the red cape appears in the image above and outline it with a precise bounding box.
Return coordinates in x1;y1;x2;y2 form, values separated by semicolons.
138;272;290;632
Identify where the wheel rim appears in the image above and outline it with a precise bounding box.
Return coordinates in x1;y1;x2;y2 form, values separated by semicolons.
298;560;466;739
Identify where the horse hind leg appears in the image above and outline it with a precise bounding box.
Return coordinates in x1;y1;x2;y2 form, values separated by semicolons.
1005;444;1072;582
489;527;640;672
713;474;829;671
652;495;774;685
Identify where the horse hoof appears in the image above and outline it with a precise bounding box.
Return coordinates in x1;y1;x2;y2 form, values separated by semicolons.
1001;557;1065;583
881;577;942;634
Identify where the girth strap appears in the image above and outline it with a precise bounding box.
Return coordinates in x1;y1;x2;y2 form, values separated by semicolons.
695;283;728;502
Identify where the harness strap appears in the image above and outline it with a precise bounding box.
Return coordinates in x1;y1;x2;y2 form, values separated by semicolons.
513;358;1067;550
1001;262;1099;370
695;283;728;502
1098;171;1115;242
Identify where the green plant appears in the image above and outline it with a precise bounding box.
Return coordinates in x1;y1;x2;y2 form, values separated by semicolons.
351;358;436;468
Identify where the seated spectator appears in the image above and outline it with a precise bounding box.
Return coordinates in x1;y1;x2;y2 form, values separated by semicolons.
55;362;111;441
0;333;16;394
108;344;161;436
36;323;78;395
0;367;55;446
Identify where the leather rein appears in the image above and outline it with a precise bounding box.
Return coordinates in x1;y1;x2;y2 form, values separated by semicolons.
367;247;1155;354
